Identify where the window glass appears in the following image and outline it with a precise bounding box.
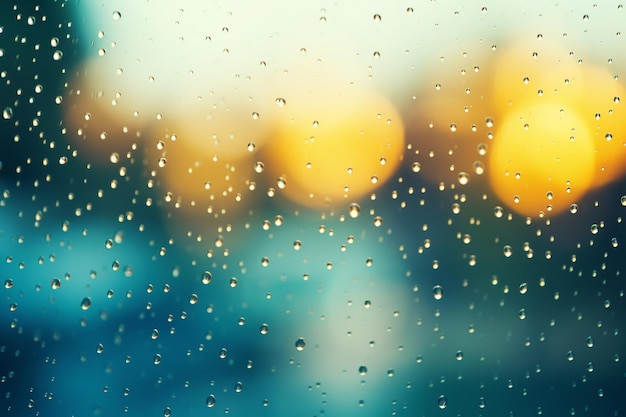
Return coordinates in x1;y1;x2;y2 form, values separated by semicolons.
1;1;624;416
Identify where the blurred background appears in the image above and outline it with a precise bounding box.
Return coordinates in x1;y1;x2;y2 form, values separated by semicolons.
1;1;625;416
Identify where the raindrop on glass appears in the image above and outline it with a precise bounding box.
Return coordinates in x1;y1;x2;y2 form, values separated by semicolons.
438;395;448;409
80;297;92;310
2;107;13;120
349;203;361;218
295;337;306;351
433;285;444;300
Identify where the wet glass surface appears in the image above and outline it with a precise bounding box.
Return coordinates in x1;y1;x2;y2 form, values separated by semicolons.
1;2;625;416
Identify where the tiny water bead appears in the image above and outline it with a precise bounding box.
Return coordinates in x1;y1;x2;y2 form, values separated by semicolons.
2;107;13;120
349;203;361;218
438;395;448;409
433;285;444;300
80;297;92;310
206;394;216;407
519;283;528;294
295;337;306;351
358;365;368;375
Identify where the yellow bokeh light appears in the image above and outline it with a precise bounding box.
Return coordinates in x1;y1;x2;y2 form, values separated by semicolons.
263;89;405;209
489;102;595;217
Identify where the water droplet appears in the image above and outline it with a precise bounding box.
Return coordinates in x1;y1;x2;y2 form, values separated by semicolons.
2;107;13;120
254;161;264;173
153;353;162;364
53;50;63;60
229;277;238;287
457;172;470;185
373;14;382;21
50;278;61;290
567;350;575;361
206;394;216;407
518;308;527;320
438;395;448;409
277;177;287;189
293;240;302;250
433;285;444;300
473;161;484;175
295;337;306;351
494;206;504;218
503;245;513;257
519;283;528;294
586;336;594;348
455;350;463;361
77;297;92;311
234;381;243;393
158;158;167;168
151;329;159;340
349;203;361;218
260;323;269;334
411;162;421;173
373;216;383;227
590;224;599;234
358;365;368;375
275;98;286;107
112;10;122;20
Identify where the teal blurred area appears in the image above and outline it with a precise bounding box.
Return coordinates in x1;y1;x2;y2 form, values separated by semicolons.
1;2;625;417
